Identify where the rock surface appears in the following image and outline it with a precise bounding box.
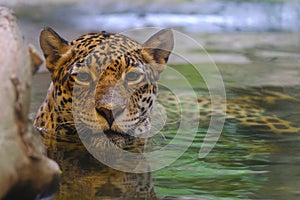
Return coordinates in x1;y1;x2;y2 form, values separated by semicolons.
0;6;59;200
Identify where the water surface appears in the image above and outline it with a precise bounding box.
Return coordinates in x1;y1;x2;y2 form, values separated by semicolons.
24;1;300;199
31;71;300;200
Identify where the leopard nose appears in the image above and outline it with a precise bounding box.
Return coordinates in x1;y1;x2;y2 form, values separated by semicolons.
96;107;124;127
96;107;114;127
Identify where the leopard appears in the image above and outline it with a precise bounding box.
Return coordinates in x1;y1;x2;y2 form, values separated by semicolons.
34;27;173;149
33;27;175;199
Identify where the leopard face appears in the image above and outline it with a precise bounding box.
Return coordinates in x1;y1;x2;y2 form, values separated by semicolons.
34;27;173;148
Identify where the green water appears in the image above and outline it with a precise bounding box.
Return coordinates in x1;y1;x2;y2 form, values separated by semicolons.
153;128;300;199
153;87;300;200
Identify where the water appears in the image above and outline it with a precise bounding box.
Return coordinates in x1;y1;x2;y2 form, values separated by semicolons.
154;117;300;199
19;0;299;199
14;0;300;32
31;72;300;200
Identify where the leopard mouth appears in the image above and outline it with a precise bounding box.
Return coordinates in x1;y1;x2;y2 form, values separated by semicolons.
103;129;132;139
76;120;136;148
102;129;135;147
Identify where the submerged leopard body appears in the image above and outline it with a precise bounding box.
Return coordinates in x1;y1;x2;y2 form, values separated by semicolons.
158;88;300;135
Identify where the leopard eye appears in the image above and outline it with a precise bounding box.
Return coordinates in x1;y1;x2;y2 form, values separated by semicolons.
126;71;144;83
76;72;91;82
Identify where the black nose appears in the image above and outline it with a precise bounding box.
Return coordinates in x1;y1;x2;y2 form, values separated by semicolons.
96;107;124;127
96;107;114;127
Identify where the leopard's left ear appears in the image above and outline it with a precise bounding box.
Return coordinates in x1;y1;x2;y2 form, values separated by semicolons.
142;29;174;72
40;27;71;73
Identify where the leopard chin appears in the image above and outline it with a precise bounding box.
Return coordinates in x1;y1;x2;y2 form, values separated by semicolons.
103;129;135;147
75;123;134;149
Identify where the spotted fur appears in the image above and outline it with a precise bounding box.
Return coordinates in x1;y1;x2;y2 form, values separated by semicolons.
34;27;173;147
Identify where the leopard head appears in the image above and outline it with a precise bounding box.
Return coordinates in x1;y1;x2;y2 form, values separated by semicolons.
36;27;173;148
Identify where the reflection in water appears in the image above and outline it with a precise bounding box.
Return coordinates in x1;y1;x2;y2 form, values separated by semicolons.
45;136;157;200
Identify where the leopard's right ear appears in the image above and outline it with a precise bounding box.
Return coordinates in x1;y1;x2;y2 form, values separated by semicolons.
40;27;71;73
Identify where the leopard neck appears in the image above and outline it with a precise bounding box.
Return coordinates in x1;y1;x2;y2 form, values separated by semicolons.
34;82;75;135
